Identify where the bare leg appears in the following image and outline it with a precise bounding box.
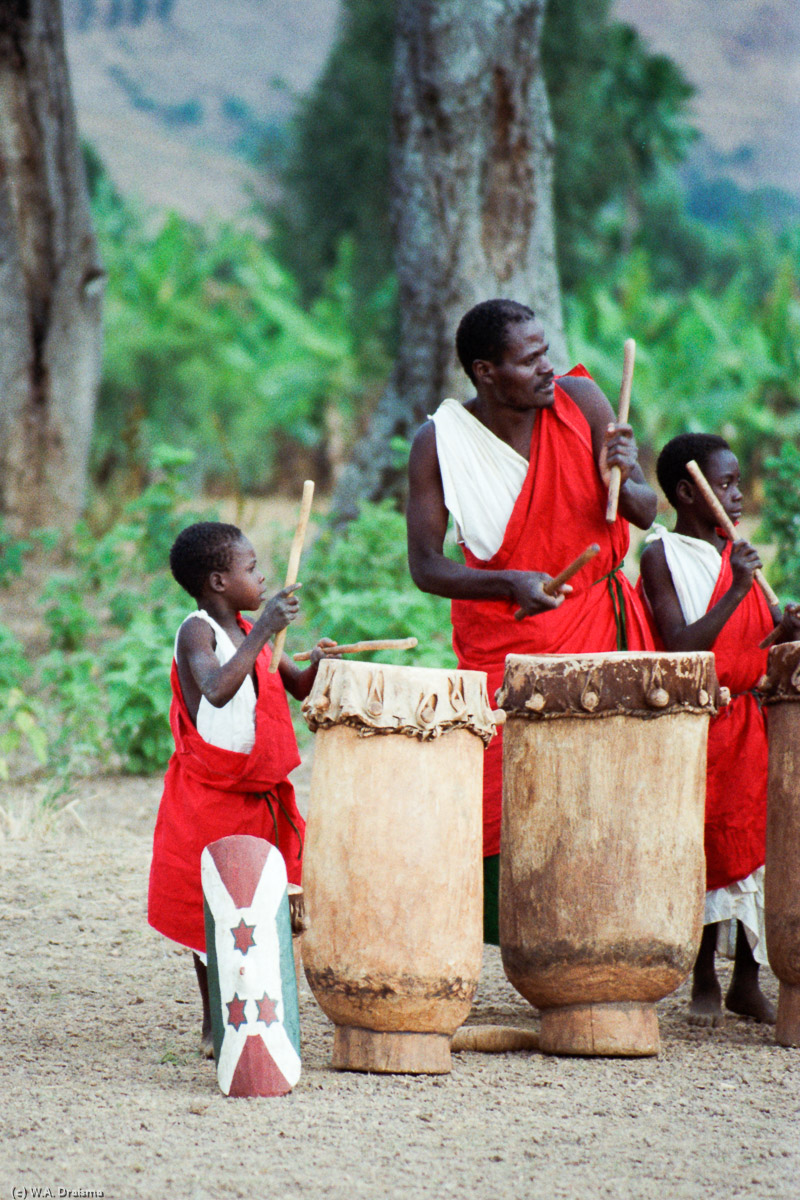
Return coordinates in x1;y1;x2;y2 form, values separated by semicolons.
688;923;723;1026
724;921;776;1023
193;953;215;1058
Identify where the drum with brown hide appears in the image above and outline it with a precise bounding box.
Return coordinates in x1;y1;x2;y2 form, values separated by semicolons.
759;642;800;1047
300;658;496;1073
497;650;720;1057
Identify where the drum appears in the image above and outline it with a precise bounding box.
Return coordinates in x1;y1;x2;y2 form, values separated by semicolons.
300;658;496;1073
760;642;800;1047
497;650;720;1057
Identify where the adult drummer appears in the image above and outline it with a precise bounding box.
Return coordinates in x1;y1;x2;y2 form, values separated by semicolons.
406;298;657;942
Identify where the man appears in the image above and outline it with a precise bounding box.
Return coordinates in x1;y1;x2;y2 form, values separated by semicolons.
406;298;657;941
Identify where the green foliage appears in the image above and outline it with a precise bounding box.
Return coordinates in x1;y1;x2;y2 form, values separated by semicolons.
0;689;48;782
760;445;800;593
301;501;456;668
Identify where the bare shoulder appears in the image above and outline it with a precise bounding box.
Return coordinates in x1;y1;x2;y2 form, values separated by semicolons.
557;373;615;423
176;614;216;657
408;419;440;479
639;537;669;588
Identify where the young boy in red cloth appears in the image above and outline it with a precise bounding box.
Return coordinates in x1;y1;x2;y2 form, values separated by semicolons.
148;521;332;1055
639;434;800;1025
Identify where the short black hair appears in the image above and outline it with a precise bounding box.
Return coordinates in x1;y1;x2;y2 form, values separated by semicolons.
455;299;536;383
169;521;243;598
656;433;731;507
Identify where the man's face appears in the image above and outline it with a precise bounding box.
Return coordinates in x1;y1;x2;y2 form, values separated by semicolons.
702;448;743;524
476;319;555;411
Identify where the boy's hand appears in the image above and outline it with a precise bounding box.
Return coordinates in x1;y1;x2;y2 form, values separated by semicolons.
258;583;301;635
778;602;800;643
309;637;339;666
730;540;762;594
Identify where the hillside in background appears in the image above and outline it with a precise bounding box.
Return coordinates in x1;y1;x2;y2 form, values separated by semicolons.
64;0;800;219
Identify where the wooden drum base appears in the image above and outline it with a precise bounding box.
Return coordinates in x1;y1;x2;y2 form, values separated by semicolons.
332;1027;452;1074
776;983;800;1048
539;1002;660;1057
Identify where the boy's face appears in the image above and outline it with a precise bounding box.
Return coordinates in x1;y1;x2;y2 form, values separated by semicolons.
702;448;743;524
219;537;266;611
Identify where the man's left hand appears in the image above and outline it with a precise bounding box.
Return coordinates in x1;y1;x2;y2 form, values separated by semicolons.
599;422;639;488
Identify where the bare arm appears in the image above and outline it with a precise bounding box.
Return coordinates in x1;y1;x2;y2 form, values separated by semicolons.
176;587;300;719
558;375;657;530
406;421;565;618
639;539;761;651
279;638;338;700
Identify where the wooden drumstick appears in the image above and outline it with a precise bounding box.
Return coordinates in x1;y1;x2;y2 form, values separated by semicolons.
514;544;600;621
605;337;636;523
293;637;418;662
267;479;315;673
686;460;780;610
451;1025;540;1053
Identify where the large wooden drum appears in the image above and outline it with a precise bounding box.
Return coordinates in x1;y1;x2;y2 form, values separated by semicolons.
760;642;800;1047
497;651;720;1057
300;658;495;1073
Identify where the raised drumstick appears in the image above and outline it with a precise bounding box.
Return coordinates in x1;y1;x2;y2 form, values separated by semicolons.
686;459;780;611
267;479;315;673
293;637;418;662
605;338;636;523
514;543;600;621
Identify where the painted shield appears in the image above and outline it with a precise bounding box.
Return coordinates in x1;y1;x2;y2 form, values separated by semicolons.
201;835;301;1097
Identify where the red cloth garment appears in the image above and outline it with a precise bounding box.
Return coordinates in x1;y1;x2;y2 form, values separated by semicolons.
450;368;654;857
702;545;772;891
148;619;304;954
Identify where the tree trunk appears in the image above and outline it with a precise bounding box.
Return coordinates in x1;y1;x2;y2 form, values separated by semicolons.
0;0;104;534
332;0;565;521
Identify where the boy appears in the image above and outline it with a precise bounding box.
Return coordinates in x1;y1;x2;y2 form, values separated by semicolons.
639;433;800;1025
148;521;332;1055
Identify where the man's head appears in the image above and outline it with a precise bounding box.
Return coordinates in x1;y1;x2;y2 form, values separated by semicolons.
170;521;244;599
656;433;739;513
456;299;536;383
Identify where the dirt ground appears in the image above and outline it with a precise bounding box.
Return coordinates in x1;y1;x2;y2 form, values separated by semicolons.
1;762;798;1200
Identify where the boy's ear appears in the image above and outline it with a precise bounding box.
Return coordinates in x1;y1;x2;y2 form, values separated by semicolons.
675;478;695;507
208;570;227;594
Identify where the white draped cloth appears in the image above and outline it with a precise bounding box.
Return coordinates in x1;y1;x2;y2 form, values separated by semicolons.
430;398;528;561
644;525;767;964
175;611;256;755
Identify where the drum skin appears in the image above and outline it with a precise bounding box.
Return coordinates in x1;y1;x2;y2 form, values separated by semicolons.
300;660;493;1073
498;651;717;1056
762;642;800;1047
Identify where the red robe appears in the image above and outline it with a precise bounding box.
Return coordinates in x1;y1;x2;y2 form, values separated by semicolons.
148;618;305;954
450;368;654;857
638;542;772;891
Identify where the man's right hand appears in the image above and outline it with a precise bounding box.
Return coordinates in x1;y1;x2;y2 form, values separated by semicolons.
505;570;570;620
730;540;762;595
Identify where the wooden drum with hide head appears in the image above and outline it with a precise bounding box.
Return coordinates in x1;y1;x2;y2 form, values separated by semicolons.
759;642;800;1047
497;651;720;1057
300;658;495;1073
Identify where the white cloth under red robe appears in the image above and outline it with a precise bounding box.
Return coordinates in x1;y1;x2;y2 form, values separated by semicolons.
148;613;304;955
640;527;772;962
431;367;654;857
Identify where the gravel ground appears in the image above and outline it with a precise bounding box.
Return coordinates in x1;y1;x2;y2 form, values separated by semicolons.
1;765;798;1200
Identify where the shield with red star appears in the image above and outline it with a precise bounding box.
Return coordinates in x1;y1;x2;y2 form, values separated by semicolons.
201;835;301;1097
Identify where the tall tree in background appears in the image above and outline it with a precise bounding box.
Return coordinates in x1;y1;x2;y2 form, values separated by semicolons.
0;0;103;533
331;0;565;518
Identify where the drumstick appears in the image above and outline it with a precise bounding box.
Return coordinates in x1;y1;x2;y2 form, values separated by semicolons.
267;479;315;673
514;544;600;621
686;460;780;609
293;637;418;662
605;337;636;523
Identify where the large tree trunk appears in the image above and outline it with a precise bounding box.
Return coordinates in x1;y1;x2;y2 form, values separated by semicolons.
332;0;565;521
0;0;103;534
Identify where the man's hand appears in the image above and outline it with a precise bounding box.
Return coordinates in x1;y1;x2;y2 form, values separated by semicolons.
598;423;639;489
257;583;302;636
730;540;762;596
504;570;571;620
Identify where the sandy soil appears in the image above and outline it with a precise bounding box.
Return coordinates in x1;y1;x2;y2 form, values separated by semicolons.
1;762;798;1200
